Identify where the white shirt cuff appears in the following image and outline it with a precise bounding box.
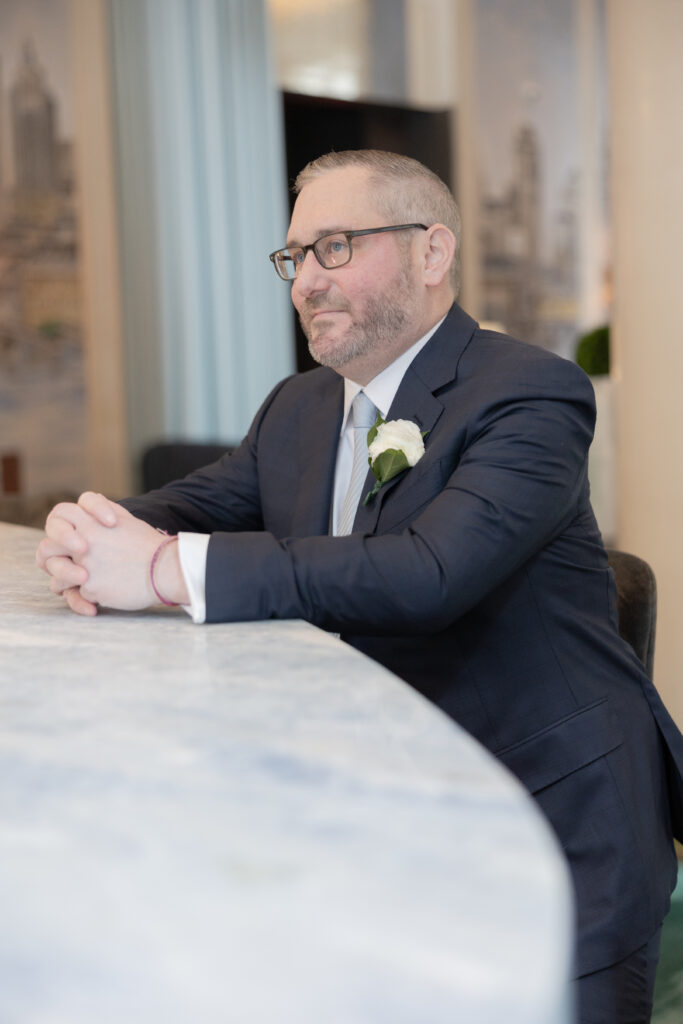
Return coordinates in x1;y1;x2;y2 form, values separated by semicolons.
177;532;210;623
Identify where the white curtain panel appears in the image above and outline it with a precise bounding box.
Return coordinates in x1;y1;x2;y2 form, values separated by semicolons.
109;0;293;453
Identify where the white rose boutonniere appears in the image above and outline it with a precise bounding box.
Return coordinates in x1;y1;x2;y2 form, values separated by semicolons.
363;414;428;505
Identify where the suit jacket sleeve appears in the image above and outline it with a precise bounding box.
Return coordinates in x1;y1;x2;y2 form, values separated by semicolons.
120;376;295;533
200;331;597;631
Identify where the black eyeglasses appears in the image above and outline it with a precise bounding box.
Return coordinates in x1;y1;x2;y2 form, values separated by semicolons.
269;223;429;281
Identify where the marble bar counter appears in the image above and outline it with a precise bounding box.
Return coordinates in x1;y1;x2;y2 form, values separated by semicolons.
1;522;573;1023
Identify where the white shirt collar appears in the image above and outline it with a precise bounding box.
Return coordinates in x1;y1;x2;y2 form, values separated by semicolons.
340;315;446;434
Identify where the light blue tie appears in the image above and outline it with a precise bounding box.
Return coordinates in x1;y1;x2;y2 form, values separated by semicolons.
337;391;377;536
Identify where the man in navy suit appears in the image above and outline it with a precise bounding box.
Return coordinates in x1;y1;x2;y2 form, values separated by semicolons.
38;150;682;1022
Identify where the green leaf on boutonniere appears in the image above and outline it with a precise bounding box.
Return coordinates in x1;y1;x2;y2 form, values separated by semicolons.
363;448;410;505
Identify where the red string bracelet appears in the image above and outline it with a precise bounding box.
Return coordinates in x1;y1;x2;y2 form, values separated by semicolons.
150;534;179;606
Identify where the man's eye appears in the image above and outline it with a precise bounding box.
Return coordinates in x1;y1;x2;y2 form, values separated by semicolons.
320;237;348;258
292;250;306;265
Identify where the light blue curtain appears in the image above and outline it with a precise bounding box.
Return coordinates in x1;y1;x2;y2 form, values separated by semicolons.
108;0;294;468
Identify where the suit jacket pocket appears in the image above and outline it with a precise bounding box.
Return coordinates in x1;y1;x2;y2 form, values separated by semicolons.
496;697;622;794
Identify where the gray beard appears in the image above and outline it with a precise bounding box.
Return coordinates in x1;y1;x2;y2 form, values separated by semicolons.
305;301;410;369
302;266;415;370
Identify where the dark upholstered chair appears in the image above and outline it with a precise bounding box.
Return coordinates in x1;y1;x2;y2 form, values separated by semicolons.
141;441;234;492
606;549;657;679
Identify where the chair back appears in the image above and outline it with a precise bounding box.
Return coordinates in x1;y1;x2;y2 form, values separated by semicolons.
141;441;233;492
606;549;657;678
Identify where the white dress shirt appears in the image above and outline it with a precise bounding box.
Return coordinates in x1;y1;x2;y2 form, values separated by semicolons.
178;317;445;623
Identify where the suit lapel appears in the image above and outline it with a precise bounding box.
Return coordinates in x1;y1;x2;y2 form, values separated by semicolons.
290;371;344;536
353;303;478;534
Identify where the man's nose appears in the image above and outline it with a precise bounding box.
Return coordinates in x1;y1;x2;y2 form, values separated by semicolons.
292;249;330;298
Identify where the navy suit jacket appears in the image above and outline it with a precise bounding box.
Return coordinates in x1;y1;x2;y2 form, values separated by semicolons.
124;302;683;976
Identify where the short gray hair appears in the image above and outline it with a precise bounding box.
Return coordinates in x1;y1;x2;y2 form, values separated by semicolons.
294;149;461;296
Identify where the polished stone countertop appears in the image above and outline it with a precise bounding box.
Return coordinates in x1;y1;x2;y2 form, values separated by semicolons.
0;522;573;1023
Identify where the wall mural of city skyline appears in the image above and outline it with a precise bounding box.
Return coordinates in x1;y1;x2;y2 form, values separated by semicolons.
0;0;87;506
472;0;609;360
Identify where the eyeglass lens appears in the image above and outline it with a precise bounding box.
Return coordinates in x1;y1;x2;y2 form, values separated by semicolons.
273;234;351;280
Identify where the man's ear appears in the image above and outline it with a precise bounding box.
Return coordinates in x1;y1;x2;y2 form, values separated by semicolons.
421;224;456;288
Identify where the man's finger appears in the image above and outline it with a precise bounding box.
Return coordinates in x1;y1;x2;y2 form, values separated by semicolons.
44;504;91;556
36;536;80;571
37;537;62;571
46;557;89;592
77;491;118;527
62;586;98;617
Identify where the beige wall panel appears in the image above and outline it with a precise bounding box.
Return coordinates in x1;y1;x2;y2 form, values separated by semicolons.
608;0;683;722
69;0;130;497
